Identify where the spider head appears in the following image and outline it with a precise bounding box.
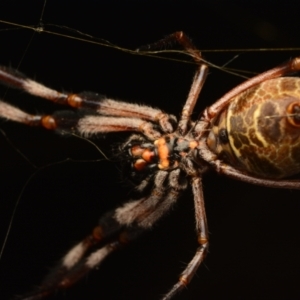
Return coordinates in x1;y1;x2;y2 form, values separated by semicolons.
120;133;201;187
119;135;158;184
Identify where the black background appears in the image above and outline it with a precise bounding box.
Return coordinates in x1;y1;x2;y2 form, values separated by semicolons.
1;1;300;299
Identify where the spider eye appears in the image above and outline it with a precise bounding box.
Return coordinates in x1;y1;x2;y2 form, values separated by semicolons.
218;128;229;144
287;102;300;127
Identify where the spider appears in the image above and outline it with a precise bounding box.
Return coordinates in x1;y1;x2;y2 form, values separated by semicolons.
1;32;300;299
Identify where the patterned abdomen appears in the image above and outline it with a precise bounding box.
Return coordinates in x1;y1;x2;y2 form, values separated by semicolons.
227;77;300;179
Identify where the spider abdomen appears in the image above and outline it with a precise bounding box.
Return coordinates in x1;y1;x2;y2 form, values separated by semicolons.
226;77;300;178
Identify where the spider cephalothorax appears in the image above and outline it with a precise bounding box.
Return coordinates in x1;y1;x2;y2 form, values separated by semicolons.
1;32;300;300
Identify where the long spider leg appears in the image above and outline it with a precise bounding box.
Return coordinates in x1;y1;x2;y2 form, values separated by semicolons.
20;228;143;300
0;67;176;132
19;170;183;300
139;31;209;135
220;163;300;189
138;31;202;63
115;170;169;226
163;177;208;300
137;169;187;227
60;211;122;270
17;211;123;300
178;63;208;135
77;115;161;140
52;169;187;300
0;101;161;140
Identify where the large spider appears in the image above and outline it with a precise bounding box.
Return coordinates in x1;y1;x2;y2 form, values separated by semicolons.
1;32;300;299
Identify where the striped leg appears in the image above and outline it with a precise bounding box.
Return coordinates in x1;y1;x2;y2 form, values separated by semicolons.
20;169;186;299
